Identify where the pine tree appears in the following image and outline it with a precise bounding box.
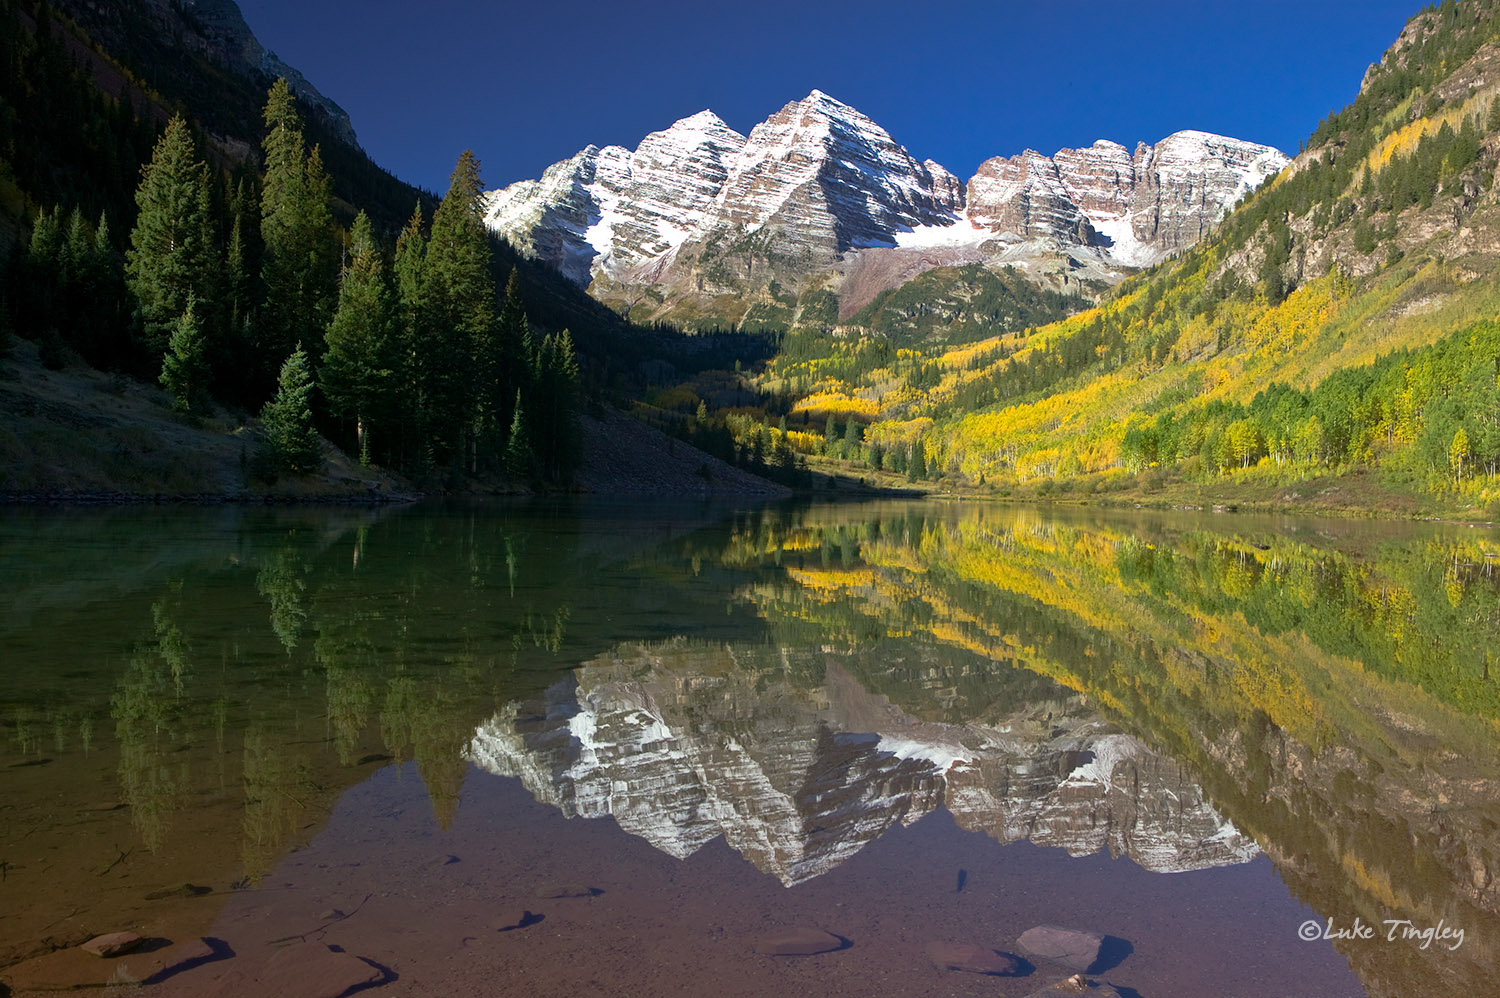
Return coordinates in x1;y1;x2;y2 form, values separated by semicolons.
15;206;61;346
425;150;498;469
261;344;321;473
495;270;532;430
126;115;217;358
504;389;533;478
88;210;131;371
531;329;581;481
259;80;336;382
160;296;210;415
323;211;396;464
391;202;429;469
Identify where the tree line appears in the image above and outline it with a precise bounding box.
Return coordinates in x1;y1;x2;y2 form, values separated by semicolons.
5;79;580;483
1121;315;1500;490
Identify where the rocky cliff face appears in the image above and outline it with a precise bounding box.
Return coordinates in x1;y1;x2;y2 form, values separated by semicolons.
965;132;1287;266
686;90;962;255
485;111;748;286
483;91;1287;322
48;0;359;148
178;0;358;146
466;648;1258;884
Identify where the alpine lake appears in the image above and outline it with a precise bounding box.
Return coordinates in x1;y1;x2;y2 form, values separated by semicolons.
2;499;1497;998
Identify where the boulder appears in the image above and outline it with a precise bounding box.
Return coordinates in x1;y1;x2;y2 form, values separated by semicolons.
1017;925;1105;972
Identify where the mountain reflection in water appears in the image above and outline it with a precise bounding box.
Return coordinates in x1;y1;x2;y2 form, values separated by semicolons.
469;650;1258;884
1;500;1497;997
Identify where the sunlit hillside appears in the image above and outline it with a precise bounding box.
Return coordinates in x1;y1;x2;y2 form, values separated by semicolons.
688;0;1500;514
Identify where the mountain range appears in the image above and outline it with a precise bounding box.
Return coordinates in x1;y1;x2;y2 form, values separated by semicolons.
484;90;1287;327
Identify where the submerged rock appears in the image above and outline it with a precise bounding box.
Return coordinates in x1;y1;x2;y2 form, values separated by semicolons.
145;883;212;901
1018;925;1105;971
753;927;845;956
491;908;540;932
81;932;143;958
924;940;1025;975
535;882;596;899
1026;974;1126;998
254;941;382;998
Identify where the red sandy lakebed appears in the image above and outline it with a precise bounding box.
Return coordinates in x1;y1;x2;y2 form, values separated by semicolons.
148;763;1361;998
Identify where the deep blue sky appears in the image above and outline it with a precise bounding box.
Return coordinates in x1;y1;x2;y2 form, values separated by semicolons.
236;0;1421;195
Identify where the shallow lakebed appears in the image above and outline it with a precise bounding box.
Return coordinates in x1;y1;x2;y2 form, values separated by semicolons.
2;499;1496;997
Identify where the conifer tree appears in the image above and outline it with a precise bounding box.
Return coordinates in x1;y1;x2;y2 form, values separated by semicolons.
160;295;210;415
505;389;533;478
125;115;216;357
908;439;927;481
532;329;581;481
391;202;429;469
14;206;62;346
323;211;395;464
496;270;533;427
261;344;321;473
425;151;498;468
259;80;336;378
88;210;131;370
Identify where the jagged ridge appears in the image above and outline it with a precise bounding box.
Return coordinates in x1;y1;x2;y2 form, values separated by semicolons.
483;90;1288;322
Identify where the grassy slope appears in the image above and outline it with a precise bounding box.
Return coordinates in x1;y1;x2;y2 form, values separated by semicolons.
0;338;407;498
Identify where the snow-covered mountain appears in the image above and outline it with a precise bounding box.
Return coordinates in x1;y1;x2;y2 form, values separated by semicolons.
467;649;1259;885
484;91;1287;321
485;110;747;286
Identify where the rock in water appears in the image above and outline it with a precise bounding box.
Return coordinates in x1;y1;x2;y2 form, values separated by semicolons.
490;908;538;932
924;940;1024;975
145;883;212;900
80;932;143;958
255;941;382;998
535;882;595;899
753;927;844;956
1026;975;1126;998
1017;926;1105;972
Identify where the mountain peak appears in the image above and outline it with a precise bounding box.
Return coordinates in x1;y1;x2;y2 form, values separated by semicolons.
668;109;735;134
796;89;859;115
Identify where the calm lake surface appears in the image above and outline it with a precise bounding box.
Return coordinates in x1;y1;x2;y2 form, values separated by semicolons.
2;500;1497;997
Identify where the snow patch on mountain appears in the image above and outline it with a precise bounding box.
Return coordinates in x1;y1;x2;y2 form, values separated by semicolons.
891;219;991;249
